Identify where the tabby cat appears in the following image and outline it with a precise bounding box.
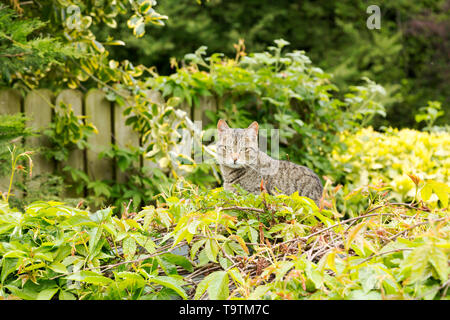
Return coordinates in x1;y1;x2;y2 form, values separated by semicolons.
216;119;323;205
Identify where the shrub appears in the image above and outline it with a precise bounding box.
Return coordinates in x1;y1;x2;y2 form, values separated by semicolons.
149;40;386;179
0;114;33;178
332;127;450;202
0;178;448;300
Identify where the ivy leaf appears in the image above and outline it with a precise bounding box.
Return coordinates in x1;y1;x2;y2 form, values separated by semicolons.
1;258;17;284
207;271;229;300
190;239;206;260
194;273;211;300
149;276;187;300
88;226;103;258
123;237;137;260
429;247;448;284
205;239;219;263
162;253;193;272
49;262;68;274
67;271;113;286
59;290;76;300
37;288;59;300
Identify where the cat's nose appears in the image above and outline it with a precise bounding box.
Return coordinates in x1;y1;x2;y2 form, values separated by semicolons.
232;153;239;162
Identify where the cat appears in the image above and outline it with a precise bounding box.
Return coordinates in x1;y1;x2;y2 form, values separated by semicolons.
216;119;323;206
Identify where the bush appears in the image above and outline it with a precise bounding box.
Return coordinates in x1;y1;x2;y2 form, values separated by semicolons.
332;127;450;201
103;0;450;128
150;40;386;180
1;178;448;300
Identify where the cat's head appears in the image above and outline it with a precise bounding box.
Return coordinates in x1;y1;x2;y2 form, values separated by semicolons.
216;119;259;168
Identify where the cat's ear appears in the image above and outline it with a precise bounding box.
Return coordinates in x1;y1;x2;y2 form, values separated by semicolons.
217;119;229;133
247;121;259;136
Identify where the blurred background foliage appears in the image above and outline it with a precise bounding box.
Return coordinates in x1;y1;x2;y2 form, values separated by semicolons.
98;0;450;128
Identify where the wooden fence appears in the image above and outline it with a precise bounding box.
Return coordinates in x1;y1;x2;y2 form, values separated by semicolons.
0;88;217;195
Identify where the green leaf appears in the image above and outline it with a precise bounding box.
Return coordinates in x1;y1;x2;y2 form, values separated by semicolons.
59;290;76;300
228;268;245;286
248;227;259;244
190;239;206;260
275;261;294;281
1;258;17;283
88;226;103;258
162;253;193;272
194;274;210;300
49;262;68;274
5;285;38;300
149;276;187;300
431;181;449;207
66;271;113;285
91;40;105;53
429;247;449;283
400;244;432;284
420;184;433;202
205;239;219;262
207;271;229;300
117;271;146;287
37;288;59;300
123;237;137;260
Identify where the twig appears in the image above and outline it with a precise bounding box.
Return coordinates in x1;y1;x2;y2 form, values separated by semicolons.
389;202;431;212
0;52;27;58
220;206;265;214
356;248;413;265
387;217;447;242
49;242;186;280
287;212;397;245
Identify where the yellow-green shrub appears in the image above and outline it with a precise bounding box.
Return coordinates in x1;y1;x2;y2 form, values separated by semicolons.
332;127;450;201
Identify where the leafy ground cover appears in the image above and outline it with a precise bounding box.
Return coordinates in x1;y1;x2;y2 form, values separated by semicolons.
332;127;450;201
1;176;448;300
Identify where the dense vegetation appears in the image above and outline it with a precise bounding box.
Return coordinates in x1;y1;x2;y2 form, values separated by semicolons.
0;1;449;300
101;0;450;128
1;176;449;300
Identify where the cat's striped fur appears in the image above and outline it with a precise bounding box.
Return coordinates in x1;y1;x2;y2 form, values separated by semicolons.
217;119;323;205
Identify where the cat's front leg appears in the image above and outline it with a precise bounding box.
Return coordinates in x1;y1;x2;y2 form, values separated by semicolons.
223;182;236;192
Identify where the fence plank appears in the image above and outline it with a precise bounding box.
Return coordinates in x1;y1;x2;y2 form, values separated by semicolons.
0;89;23;195
193;95;216;126
55;89;84;171
113;101;140;183
85;89;113;182
24;89;55;176
55;89;85;196
0;89;22;114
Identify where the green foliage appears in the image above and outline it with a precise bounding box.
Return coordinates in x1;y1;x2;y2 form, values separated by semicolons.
0;178;448;300
0;113;33;177
0;5;80;85
93;145;172;210
332;127;450;204
1;0;448;301
2;0;169;96
43;102;96;162
0;200;189;300
415;101;446;132
103;0;450;128
149;40;386;178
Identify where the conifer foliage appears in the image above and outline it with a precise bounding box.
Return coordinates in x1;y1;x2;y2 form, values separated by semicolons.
0;5;79;85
